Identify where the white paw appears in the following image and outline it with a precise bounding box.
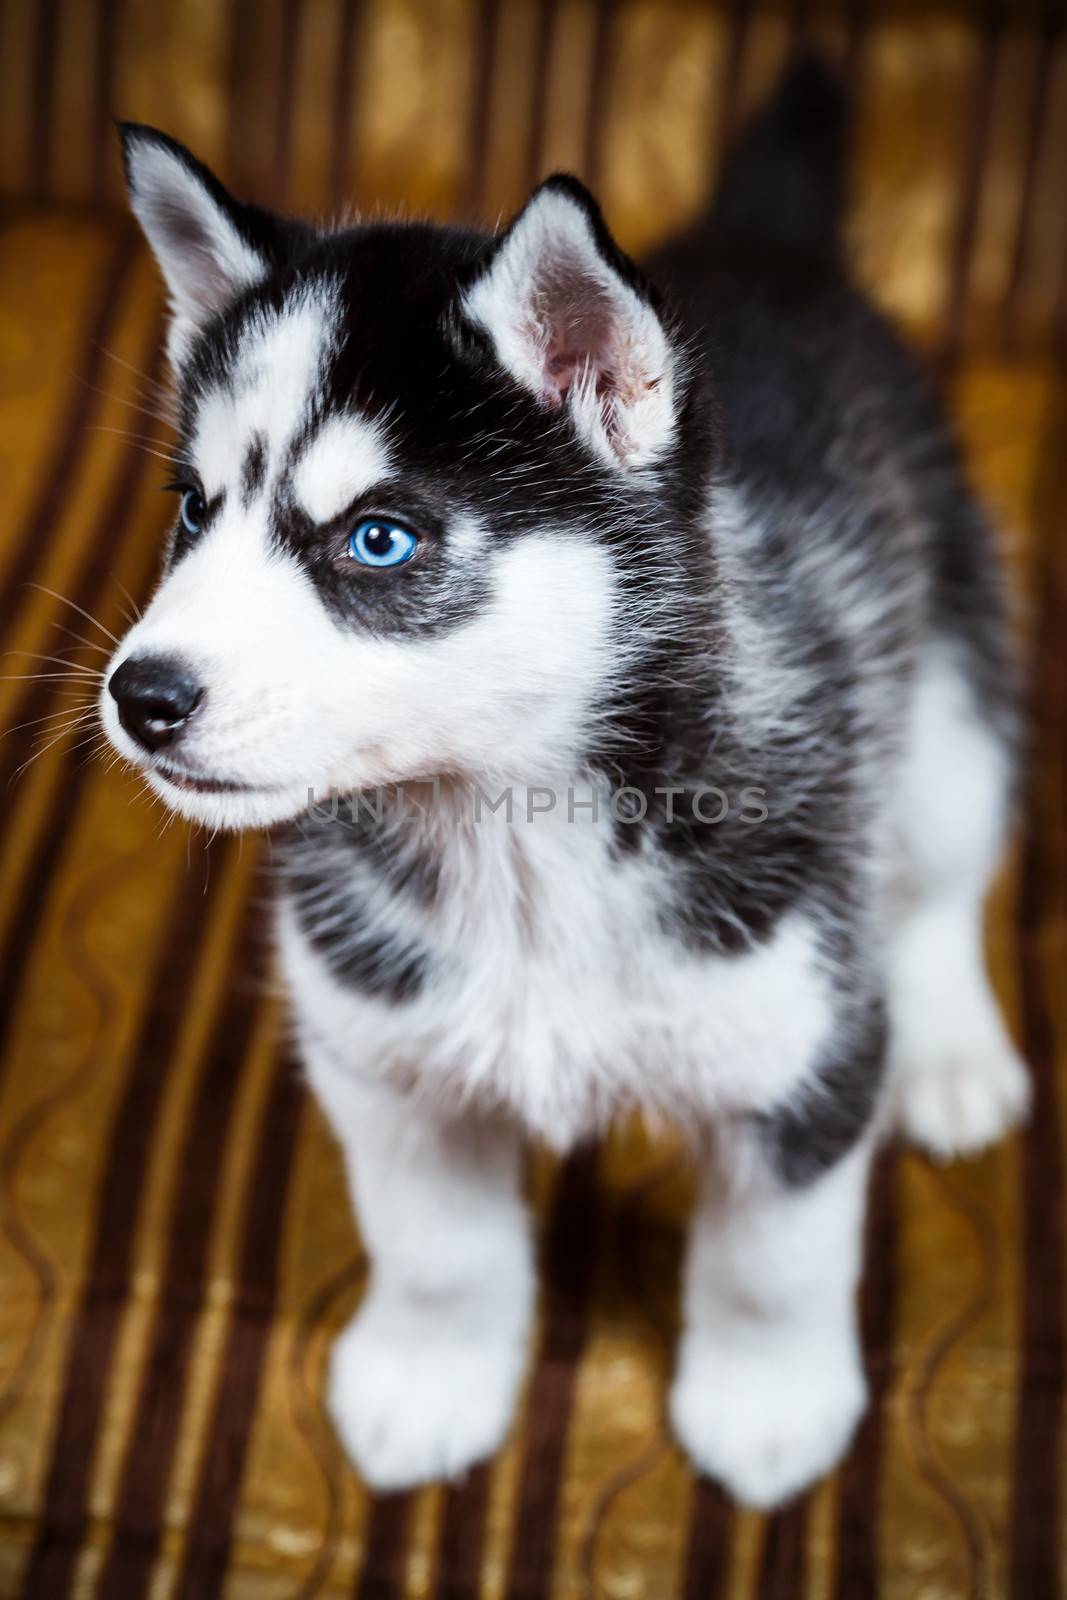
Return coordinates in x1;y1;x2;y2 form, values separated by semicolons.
669;1332;866;1509
895;1041;1030;1159
328;1289;529;1491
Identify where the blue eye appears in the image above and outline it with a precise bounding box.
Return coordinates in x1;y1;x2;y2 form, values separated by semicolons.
180;488;205;535
348;518;419;568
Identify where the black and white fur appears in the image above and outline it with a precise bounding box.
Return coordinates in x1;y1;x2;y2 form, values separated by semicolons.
101;59;1029;1508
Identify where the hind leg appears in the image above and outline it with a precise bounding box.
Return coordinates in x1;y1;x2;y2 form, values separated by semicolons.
889;652;1029;1156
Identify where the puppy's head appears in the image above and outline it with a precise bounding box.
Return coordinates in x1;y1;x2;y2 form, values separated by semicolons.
102;127;708;830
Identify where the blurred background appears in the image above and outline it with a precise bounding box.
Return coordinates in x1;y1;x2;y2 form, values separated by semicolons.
1;2;1066;1596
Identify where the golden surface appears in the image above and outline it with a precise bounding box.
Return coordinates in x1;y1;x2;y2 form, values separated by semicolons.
0;2;1065;1595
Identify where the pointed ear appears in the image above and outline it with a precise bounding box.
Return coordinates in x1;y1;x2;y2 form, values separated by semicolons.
118;123;271;363
462;176;679;470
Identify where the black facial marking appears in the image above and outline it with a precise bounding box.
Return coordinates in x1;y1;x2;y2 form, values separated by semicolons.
753;995;887;1187
271;469;496;643
241;432;267;505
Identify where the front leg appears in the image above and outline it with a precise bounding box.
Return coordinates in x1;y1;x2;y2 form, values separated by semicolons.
311;1060;535;1490
670;1111;876;1508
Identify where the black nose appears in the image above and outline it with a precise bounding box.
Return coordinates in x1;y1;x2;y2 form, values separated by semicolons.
108;654;204;753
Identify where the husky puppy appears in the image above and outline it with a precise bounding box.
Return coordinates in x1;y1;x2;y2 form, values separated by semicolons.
101;58;1029;1506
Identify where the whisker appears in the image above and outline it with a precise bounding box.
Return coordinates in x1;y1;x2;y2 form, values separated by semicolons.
153;796;177;840
3;651;104;674
10;724;81;786
71;737;111;778
2;720;94;755
2;706;96;740
111;576;143;627
95;343;174;404
88;422;174;448
72;375;178;429
26;584;121;646
91;355;179;433
0;671;101;683
87;426;185;466
48;625;113;657
97;745;126;783
48;725;105;769
0;674;102;687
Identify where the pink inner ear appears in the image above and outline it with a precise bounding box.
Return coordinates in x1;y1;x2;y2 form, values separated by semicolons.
544;347;582;403
539;271;620;406
544;331;618;411
544;345;619;411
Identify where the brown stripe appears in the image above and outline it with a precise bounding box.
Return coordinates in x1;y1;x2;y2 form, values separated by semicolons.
94;889;267;1596
1009;395;1067;1600
0;308;166;1093
523;0;559;193
843;0;872;94
21;846;234;1596
506;1146;600;1598
580;0;614;193
0;842;164;1443
434;1465;492;1600
329;0;366;211
224;0;284;198
461;0;501;222
939;12;1003;373
91;0;122;203
282;1255;363;1598
910;1169;996;1599
574;1156;683;1594
29;0;60;196
1000;14;1061;355
273;0;302;206
0;232;137;650
786;0;811;50
832;1149;897;1600
757;1498;809;1598
355;1491;416;1598
224;0;247;186
172;1055;306;1596
682;1481;732;1600
717;0;753;157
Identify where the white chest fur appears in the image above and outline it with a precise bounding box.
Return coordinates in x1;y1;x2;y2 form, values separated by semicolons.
278;795;835;1149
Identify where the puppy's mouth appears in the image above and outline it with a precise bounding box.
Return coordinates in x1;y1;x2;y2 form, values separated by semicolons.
153;761;266;796
138;755;317;832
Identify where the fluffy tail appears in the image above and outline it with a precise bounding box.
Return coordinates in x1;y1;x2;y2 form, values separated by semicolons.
709;51;850;258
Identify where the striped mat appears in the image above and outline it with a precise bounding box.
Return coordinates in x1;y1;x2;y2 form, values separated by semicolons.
1;2;1066;1596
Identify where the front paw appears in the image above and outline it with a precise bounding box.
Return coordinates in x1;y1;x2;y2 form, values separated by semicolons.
895;1041;1030;1159
669;1328;866;1509
329;1288;530;1490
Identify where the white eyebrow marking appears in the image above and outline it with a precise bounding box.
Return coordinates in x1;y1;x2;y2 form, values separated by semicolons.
192;287;340;499
292;414;393;524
